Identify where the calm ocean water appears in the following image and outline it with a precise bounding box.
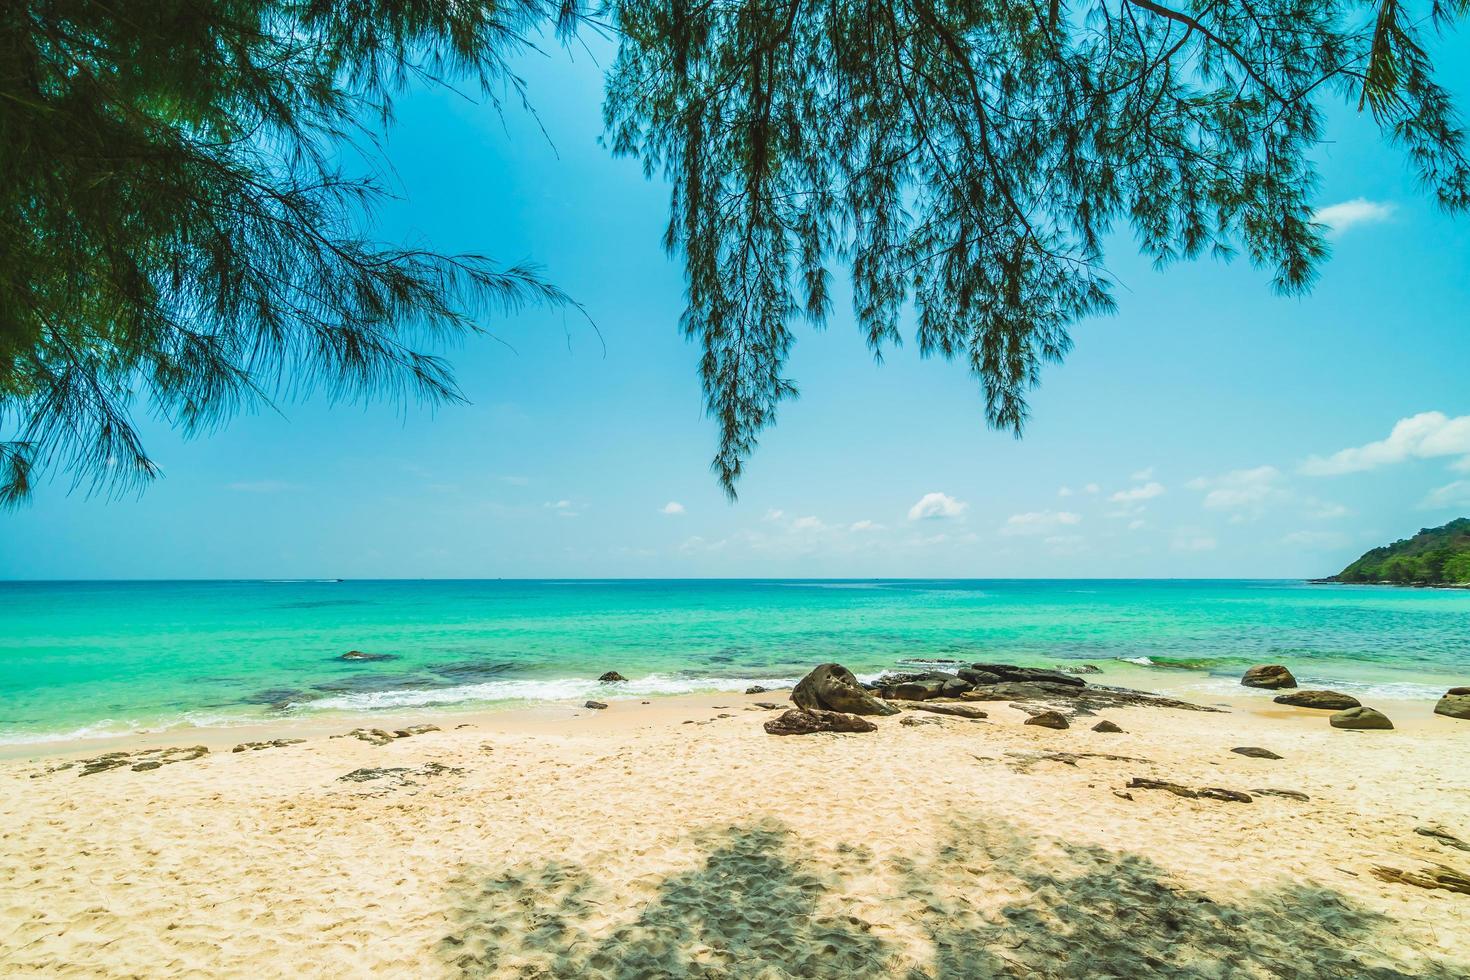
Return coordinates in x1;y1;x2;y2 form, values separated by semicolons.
2;579;1467;745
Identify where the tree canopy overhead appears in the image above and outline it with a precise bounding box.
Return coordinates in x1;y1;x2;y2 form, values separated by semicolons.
0;0;585;505
606;0;1470;494
3;1;1468;505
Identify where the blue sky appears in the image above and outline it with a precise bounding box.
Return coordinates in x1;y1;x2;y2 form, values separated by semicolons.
6;34;1470;580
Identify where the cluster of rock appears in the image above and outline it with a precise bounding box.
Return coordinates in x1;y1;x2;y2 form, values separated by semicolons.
231;738;305;753
1242;664;1470;729
330;724;439;747
763;661;1199;736
34;744;209;778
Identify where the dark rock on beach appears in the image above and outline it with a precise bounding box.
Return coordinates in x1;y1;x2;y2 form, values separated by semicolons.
584;700;609;710
1416;826;1470;852
1023;710;1070;730
1434;688;1470;719
1273;690;1360;710
763;707;878;736
900;715;942;727
1231;746;1283;760
744;685;771;694
1251;788;1310;801
903;702;988;719
1241;664;1297;689
1092;720;1123;733
232;738;306;752
959;664;1086;688
1197;787;1254;804
598;671;628;683
792;663;900;716
1330;706;1394;730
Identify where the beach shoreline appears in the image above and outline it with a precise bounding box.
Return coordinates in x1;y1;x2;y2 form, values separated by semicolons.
4;675;1469;976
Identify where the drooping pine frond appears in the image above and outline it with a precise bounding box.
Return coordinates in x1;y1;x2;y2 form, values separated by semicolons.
0;1;588;504
606;0;1470;496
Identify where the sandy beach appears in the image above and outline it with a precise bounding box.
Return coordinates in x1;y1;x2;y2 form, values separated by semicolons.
3;683;1468;978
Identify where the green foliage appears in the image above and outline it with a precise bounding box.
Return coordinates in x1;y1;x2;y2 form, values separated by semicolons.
5;2;1470;503
1335;518;1470;584
605;0;1470;495
0;0;586;504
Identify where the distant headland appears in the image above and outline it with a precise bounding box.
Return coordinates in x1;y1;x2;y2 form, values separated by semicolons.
1313;518;1470;587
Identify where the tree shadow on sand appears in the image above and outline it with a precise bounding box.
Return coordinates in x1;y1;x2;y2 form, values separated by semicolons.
436;817;1464;979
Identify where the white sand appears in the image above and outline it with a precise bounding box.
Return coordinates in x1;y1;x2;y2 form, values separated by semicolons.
2;691;1468;977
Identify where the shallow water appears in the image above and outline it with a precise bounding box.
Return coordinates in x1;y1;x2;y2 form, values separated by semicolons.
1;579;1466;743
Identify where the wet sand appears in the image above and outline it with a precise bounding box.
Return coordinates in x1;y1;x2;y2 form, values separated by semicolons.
3;690;1468;977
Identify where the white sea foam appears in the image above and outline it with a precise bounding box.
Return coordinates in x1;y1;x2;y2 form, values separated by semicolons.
1120;656;1157;666
302;674;801;712
0;711;257;747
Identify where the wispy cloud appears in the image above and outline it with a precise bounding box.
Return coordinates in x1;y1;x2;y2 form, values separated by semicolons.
1171;528;1218;552
660;501;686;515
1187;466;1284;518
544;499;583;518
1001;510;1082;536
1301;412;1470;476
1282;530;1350;549
790;515;826;531
849;519;885;532
1312;198;1395;237
1422;480;1470;510
1110;481;1165;503
907;492;968;521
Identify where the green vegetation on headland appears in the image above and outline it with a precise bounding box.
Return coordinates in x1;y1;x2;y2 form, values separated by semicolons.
1325;518;1470;586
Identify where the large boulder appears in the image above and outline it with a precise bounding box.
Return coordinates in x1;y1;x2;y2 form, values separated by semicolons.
1023;710;1070;730
1330;706;1394;730
763;708;879;736
791;664;900;716
598;671;628;682
1434;688;1470;720
1273;690;1360;710
960;663;1086;688
960;680;1087;702
1241;665;1297;689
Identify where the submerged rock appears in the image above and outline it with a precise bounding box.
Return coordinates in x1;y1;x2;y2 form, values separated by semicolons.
791;663;900;716
1273;690;1359;710
339;650;397;662
598;671;628;683
763;707;879;736
1330;706;1394;730
1241;665;1297;689
1433;688;1470;720
1023;710;1070;730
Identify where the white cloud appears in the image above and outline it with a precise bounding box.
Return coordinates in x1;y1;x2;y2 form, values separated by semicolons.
908;492;968;521
1001;510;1082;536
1303;499;1350;520
790;515;825;531
1171;529;1218;552
1110;481;1165;503
660;501;686;515
849;520;885;532
1057;486;1074;497
544;499;582;518
1188;466;1285;516
1301;412;1470;476
1083;483;1101;494
1282;530;1351;549
1131;467;1156;481
1313;198;1395;236
1422;480;1470;510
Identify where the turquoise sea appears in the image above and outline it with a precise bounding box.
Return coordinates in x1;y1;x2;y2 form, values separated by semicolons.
2;579;1467;746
